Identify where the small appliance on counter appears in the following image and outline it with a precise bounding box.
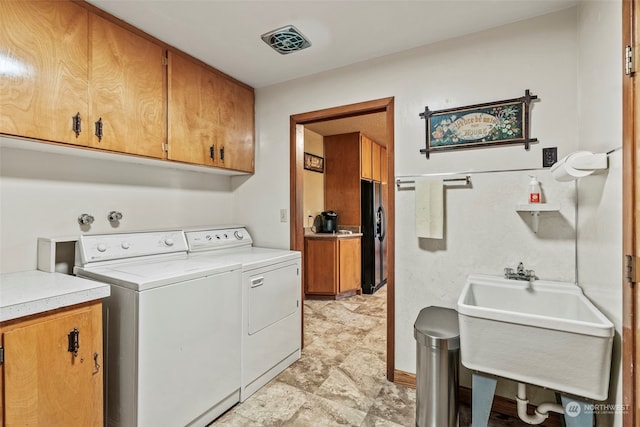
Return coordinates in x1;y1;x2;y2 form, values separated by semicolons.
313;210;338;233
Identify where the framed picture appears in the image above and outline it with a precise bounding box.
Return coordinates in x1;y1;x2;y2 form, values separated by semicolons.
419;90;538;158
304;152;324;173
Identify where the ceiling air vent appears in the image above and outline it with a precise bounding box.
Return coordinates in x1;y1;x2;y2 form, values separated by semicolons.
261;25;311;55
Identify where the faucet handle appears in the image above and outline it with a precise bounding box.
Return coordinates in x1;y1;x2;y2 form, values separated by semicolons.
504;267;514;277
525;270;537;280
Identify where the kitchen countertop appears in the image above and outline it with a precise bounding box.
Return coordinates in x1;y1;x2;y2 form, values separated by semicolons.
0;270;110;323
304;230;363;239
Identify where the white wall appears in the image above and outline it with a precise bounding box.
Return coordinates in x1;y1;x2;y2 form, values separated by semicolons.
303;129;324;225
236;5;581;399
0;138;235;273
576;2;623;426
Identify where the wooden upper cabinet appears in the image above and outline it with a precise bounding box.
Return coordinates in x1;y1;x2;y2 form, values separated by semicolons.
380;145;388;184
168;52;255;172
216;77;255;172
372;141;381;182
0;1;89;146
88;14;166;158
360;135;373;181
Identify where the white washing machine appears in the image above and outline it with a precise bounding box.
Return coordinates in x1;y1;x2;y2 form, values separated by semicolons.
185;226;301;401
74;230;242;427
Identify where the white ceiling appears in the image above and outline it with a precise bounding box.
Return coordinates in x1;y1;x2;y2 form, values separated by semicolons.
88;0;579;89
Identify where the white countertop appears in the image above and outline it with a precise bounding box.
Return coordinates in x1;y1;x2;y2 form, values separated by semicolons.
0;270;110;323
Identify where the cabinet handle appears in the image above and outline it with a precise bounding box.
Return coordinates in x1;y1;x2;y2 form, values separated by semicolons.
251;277;264;288
72;112;82;137
209;144;215;160
67;328;80;357
220;146;225;162
94;118;103;141
93;352;101;374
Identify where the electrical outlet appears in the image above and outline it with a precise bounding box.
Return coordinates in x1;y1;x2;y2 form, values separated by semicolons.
280;208;288;223
542;147;558;168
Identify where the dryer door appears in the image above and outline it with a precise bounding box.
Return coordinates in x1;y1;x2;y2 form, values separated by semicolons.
247;262;299;335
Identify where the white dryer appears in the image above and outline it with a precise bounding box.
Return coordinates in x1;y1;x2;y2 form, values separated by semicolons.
185;226;301;401
74;230;242;427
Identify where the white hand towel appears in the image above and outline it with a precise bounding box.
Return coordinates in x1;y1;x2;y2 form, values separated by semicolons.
415;178;444;239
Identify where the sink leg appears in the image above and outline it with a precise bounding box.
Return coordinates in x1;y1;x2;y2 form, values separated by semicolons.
471;373;497;427
560;395;594;427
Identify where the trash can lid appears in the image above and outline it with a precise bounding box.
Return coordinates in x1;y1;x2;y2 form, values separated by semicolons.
414;306;460;349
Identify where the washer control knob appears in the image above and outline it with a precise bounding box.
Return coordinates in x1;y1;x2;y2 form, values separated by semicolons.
223;233;228;239
121;242;130;250
234;231;244;240
206;235;212;241
164;238;174;247
216;235;221;240
97;243;107;252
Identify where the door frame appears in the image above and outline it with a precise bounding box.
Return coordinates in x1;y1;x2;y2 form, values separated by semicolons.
290;97;396;379
622;1;638;426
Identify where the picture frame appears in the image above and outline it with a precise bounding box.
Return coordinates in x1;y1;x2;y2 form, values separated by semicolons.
304;152;324;173
419;90;538;158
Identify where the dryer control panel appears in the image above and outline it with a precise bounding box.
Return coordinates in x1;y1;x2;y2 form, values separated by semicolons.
185;227;253;252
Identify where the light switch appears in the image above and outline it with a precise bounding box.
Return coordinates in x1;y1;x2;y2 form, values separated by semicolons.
280;208;288;223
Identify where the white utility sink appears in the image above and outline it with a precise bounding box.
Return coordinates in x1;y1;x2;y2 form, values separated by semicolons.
457;274;614;401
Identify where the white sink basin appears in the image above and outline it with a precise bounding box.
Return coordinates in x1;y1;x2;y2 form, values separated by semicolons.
457;274;614;401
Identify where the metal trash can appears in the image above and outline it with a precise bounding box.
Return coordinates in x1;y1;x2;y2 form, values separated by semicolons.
414;306;460;427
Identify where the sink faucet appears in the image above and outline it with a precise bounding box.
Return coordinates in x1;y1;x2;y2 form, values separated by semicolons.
504;262;538;282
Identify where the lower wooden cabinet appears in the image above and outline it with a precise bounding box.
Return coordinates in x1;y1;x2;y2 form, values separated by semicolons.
0;301;103;426
304;236;361;298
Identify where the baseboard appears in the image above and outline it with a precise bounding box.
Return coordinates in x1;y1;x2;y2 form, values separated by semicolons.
393;370;562;427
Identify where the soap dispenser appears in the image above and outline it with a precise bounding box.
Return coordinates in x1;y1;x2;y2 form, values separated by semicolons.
528;175;541;203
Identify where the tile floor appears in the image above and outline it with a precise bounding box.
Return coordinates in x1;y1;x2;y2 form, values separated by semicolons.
212;286;529;426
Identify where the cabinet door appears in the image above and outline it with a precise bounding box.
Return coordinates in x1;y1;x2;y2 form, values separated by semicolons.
0;1;89;146
339;238;361;293
304;238;338;295
380;145;388;185
216;76;255;172
168;52;221;167
372;142;381;183
168;52;255;171
1;303;103;426
89;14;166;158
360;135;373;180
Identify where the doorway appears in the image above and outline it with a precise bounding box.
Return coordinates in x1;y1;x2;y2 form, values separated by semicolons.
289;97;396;380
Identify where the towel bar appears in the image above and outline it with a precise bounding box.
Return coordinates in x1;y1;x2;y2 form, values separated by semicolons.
396;176;471;188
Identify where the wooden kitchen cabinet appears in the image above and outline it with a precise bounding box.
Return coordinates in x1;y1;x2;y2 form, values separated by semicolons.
0;0;255;174
325;132;385;227
360;134;373;181
168;51;255;172
0;1;89;146
304;236;361;298
372;141;381;182
0;301;103;427
88;13;166;158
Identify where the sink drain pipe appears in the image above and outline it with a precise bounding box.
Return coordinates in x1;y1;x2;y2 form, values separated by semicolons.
516;383;564;425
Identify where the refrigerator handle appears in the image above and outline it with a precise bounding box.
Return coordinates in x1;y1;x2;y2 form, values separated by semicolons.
377;206;386;241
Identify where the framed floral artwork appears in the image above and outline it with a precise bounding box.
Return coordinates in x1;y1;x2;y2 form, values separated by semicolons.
419;90;538;158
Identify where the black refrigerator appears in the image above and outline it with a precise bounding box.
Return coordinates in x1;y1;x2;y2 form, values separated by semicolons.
361;180;387;294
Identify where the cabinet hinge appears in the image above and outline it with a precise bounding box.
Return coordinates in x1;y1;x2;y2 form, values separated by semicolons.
162;56;168;66
0;346;4;364
626;255;638;283
163;143;168;152
625;46;634;76
297;267;300;276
